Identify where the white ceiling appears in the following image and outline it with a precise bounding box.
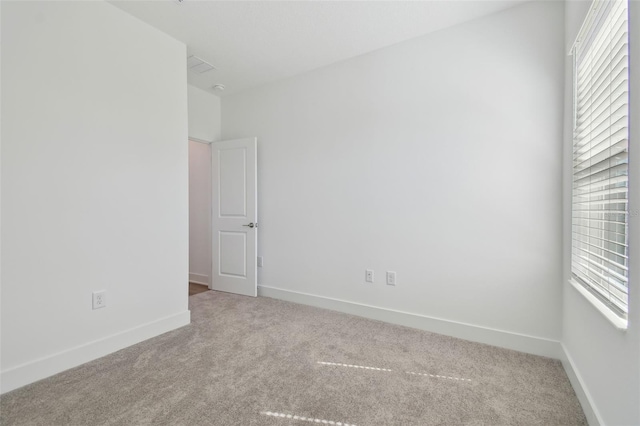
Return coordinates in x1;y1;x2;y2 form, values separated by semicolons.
110;0;528;97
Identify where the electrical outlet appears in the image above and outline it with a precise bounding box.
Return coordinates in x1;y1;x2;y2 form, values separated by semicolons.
257;256;264;267
365;269;374;283
386;271;396;286
92;290;107;310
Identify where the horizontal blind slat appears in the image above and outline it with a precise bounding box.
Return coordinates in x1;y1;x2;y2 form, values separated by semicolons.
572;243;629;269
573;174;628;191
576;98;627;137
576;254;628;283
571;236;629;261
577;3;627;73
572;262;628;295
576;90;628;132
573;162;627;186
578;48;627;94
576;69;627;119
574;123;627;158
577;30;627;87
573;146;627;177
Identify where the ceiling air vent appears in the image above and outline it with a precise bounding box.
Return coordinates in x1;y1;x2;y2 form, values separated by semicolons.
187;56;216;74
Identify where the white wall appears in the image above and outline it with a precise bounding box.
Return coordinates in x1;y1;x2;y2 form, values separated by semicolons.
222;1;565;353
188;84;221;142
189;140;211;285
1;1;190;392
561;2;640;425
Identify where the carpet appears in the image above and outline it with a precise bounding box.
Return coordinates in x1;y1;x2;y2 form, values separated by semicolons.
0;291;586;425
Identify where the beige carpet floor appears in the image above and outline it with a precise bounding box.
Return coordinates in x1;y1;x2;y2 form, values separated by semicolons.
1;291;586;425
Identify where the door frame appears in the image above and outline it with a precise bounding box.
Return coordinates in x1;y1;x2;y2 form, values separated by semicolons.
188;137;213;290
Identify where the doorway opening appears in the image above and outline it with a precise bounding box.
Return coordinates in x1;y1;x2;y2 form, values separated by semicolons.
188;137;258;298
189;139;212;297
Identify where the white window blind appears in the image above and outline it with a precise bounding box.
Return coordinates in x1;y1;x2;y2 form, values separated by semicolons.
572;0;629;320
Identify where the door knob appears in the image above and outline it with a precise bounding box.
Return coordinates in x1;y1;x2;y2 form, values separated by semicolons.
243;223;256;228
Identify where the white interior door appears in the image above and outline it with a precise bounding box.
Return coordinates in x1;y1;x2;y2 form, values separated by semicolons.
210;138;257;297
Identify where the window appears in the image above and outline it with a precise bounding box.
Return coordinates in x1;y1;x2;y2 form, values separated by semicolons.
571;0;629;325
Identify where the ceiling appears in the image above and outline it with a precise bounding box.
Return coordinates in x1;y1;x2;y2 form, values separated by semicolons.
110;0;528;97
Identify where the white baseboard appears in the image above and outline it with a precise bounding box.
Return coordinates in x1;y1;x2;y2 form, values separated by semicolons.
258;285;562;359
0;310;191;394
560;343;603;426
189;273;209;286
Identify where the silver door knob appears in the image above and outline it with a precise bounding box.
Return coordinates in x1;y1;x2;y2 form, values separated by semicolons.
243;223;256;228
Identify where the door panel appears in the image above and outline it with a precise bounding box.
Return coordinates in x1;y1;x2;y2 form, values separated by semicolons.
211;138;257;297
219;148;246;217
219;232;246;277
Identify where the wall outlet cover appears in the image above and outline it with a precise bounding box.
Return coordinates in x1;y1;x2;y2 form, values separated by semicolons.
365;269;374;283
386;271;396;286
92;290;107;310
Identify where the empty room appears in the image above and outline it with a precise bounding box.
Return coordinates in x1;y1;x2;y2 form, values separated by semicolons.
1;0;638;425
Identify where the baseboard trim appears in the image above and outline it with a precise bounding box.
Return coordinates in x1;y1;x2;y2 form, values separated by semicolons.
189;273;209;286
0;310;191;394
258;286;561;359
560;343;603;426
